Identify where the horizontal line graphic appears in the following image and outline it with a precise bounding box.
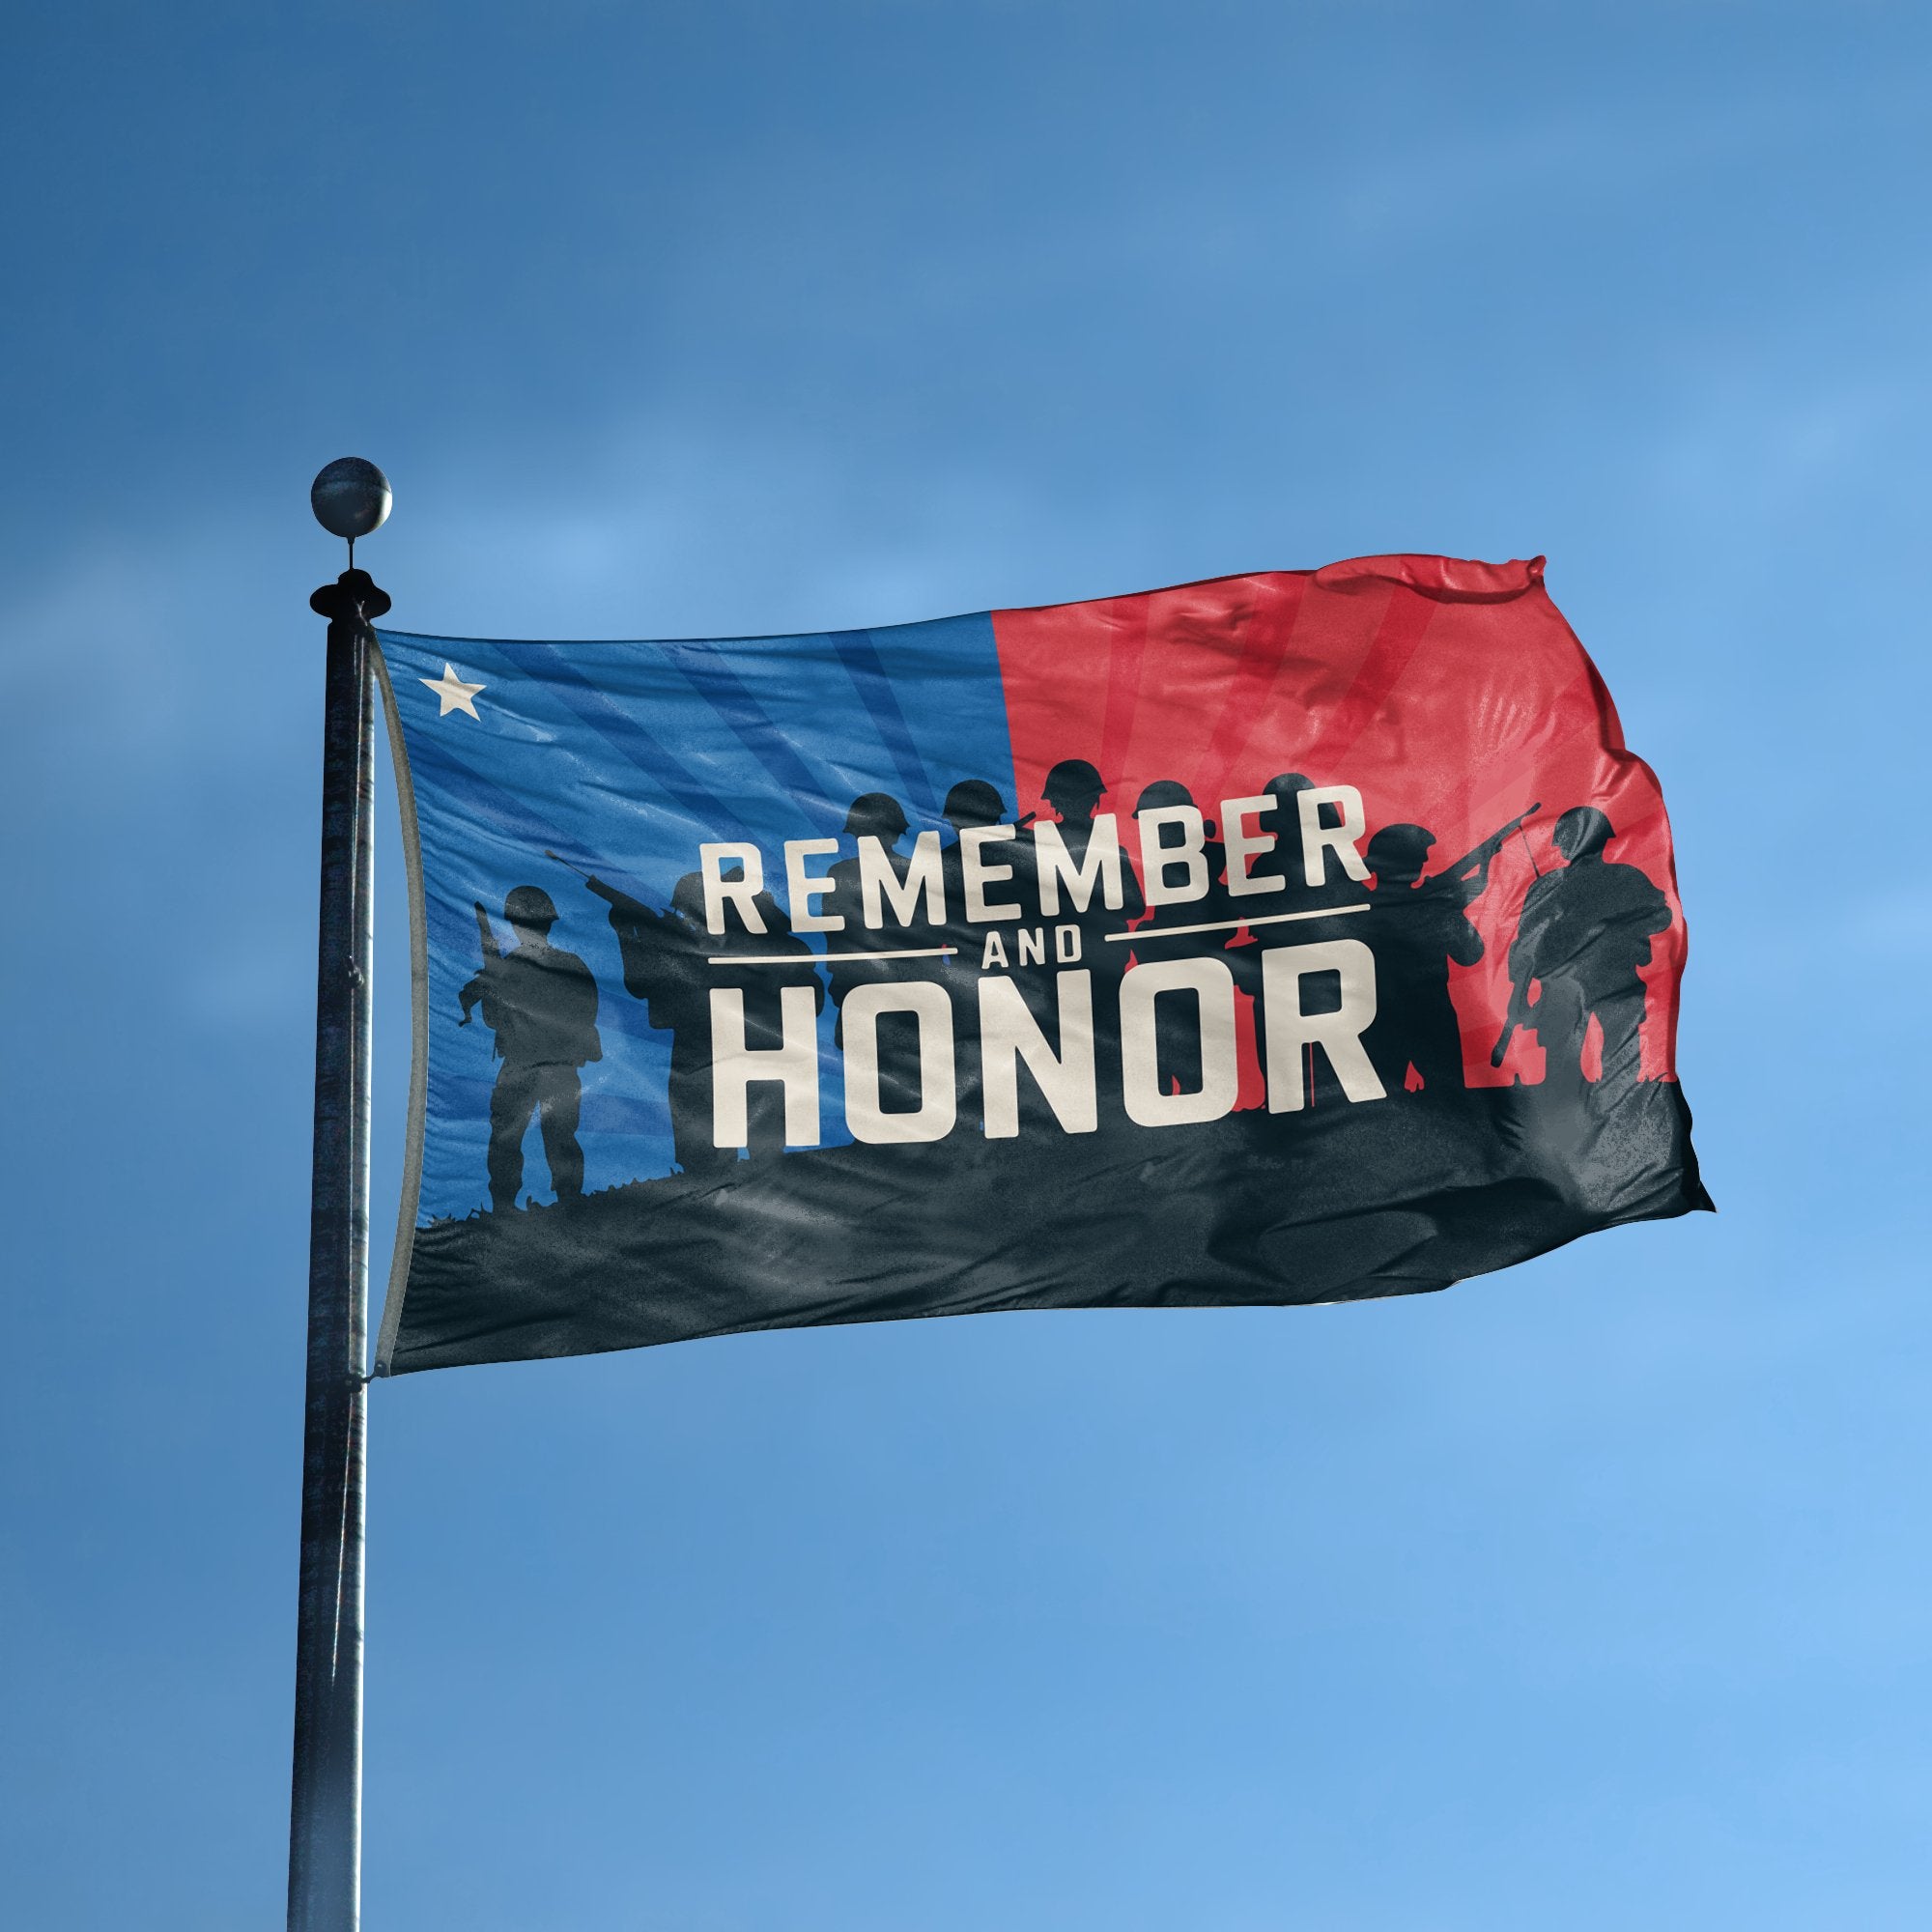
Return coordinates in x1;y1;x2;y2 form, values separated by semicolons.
1105;902;1371;941
702;903;1371;963
708;945;959;965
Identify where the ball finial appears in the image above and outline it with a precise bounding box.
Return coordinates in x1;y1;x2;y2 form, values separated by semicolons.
310;457;392;542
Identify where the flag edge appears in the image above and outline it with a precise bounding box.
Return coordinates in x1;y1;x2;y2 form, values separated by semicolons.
370;637;431;1378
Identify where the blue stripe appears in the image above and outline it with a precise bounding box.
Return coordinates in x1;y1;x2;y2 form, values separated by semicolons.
663;641;844;831
465;640;769;851
832;629;938;822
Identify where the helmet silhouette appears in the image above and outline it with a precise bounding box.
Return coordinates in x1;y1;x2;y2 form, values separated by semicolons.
1365;824;1435;885
504;885;559;928
1043;757;1105;813
843;792;910;840
1134;779;1195;815
942;779;1007;828
1553;806;1613;861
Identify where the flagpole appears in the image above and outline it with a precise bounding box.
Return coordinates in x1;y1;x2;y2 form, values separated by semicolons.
290;462;391;1932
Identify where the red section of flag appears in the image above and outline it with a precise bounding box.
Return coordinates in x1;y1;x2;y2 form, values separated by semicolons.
990;555;1687;1094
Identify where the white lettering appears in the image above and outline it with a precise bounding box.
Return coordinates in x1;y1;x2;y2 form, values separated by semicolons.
784;838;842;932
1035;813;1127;916
709;985;821;1145
859;831;944;929
1221;795;1284;898
980;931;1009;969
1261;939;1384;1110
699;842;766;934
1055;923;1082;963
963;824;1022;923
841;983;955;1144
979;972;1097;1138
1017;926;1046;967
1119;958;1240;1126
1297;785;1370;887
1139;806;1209;906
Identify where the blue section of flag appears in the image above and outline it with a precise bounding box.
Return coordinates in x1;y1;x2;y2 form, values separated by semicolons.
378;616;1016;1222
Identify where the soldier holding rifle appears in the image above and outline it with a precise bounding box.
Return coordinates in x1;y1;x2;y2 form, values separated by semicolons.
545;849;731;1175
543;848;679;1016
1492;806;1670;1105
550;849;824;1172
458;885;602;1212
1359;804;1537;1096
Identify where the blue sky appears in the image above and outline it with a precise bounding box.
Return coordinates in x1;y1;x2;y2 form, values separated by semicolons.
4;4;1930;1926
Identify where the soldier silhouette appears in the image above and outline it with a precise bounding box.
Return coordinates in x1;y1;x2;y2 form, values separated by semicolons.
1231;773;1352;1098
1037;759;1141;971
599;865;825;1170
1358;825;1485;1094
713;887;826;1158
1498;806;1670;1105
938;779;1016;945
938;778;1016;1129
1243;773;1319;903
1127;778;1233;1095
599;868;728;1176
823;792;944;1115
459;885;602;1212
1359;807;1537;1095
1036;758;1141;1117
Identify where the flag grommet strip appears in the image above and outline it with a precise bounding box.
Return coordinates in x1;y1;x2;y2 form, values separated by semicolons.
370;641;431;1378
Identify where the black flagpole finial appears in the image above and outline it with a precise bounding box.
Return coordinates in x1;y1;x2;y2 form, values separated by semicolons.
310;457;392;568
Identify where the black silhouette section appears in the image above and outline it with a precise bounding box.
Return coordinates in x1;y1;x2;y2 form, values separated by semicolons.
1037;758;1143;956
393;794;1712;1373
1232;773;1359;1103
590;865;825;1172
710;889;825;1157
1242;773;1320;902
1497;807;1671;1105
1359;807;1533;1094
1127;779;1233;1095
458;886;602;1212
937;778;1014;1127
1359;827;1482;1093
394;1080;1712;1374
1033;759;1142;1112
513;775;1659;1216
822;793;946;1115
590;868;722;1176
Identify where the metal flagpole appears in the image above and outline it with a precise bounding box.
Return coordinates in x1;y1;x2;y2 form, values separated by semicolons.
290;459;392;1932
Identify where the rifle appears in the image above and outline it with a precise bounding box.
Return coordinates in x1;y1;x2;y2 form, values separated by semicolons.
1442;803;1540;893
1463;809;1548;1065
1492;980;1535;1067
544;847;661;931
458;899;499;1025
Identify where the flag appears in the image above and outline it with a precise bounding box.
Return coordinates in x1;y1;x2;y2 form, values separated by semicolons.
371;554;1708;1375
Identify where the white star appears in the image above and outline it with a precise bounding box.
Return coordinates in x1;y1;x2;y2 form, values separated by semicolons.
421;662;484;719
